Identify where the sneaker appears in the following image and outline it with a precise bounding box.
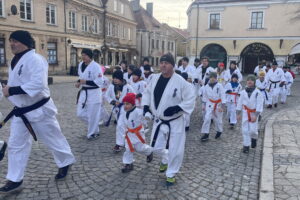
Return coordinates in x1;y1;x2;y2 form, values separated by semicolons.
201;134;209;142
55;165;72;180
267;105;272;109
243;146;250;154
274;103;278;108
146;153;153;163
251;138;257;148
0;141;7;161
0;180;23;194
113;145;121;153
87;134;100;140
114;120;117;124
159;163;168;173
215;132;222;139
121;164;133;173
185;127;190;132
258;115;262;122
166;177;175;186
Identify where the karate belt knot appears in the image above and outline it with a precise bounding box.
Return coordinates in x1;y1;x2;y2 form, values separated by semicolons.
76;86;99;109
0;97;51;141
243;105;256;123
228;92;238;105
125;125;145;152
258;88;269;101
151;115;181;150
268;80;280;90
209;99;222;115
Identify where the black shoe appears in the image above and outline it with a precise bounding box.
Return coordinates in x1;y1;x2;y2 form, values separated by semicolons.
251;138;257;148
87;133;100;140
211;119;214;124
274;103;278;108
0;141;7;161
55;165;71;180
201;134;209;142
243;146;250;153
258;115;262;122
215;132;222;139
114;120;117;124
0;180;23;194
121;164;133;173
146;153;153;163
185;127;189;132
113;145;121;153
267;105;272;109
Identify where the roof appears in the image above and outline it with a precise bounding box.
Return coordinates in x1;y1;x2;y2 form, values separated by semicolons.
192;0;267;5
131;4;162;30
172;27;189;39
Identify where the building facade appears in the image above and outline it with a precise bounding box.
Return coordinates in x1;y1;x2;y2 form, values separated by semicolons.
130;0;176;67
187;0;300;73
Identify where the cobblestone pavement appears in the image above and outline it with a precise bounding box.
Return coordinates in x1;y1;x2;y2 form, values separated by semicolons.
0;80;299;200
273;105;300;200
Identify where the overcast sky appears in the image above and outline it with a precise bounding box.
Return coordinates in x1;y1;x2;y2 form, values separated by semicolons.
139;0;192;29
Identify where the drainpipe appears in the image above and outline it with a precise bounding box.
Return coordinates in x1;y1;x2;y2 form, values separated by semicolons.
195;3;200;58
64;0;68;72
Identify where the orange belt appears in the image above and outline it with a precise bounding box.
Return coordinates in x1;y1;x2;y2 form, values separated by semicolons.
243;105;256;122
228;92;238;105
102;88;107;92
125;125;145;152
209;99;222;112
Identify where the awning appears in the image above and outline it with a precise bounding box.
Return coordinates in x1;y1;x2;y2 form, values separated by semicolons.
71;39;102;50
290;44;300;55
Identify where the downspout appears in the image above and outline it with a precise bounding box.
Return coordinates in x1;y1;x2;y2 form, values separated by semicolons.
140;31;143;65
64;0;68;72
103;4;107;65
195;3;199;58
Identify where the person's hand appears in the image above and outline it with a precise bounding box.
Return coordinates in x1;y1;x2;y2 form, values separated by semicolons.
79;79;86;85
251;115;257;123
75;82;80;88
115;101;120;106
218;107;223;112
2;85;10;97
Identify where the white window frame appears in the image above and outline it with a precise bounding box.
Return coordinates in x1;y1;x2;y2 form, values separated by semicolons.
208;12;221;30
249;10;265;29
120;3;124;15
0;0;5;17
47;42;58;64
20;0;33;21
68;11;76;29
81;15;88;32
107;22;112;36
46;4;57;25
128;28;131;40
114;0;118;12
92;18;98;33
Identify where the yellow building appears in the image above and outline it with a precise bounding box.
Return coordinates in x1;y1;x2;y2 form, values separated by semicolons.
187;0;300;73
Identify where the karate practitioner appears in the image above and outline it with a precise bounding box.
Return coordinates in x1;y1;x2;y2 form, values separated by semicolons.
0;30;75;194
120;60;129;81
237;75;263;153
76;48;104;140
280;66;294;104
99;66;110;125
120;93;153;173
193;58;202;91
178;57;196;74
0;84;7;161
224;61;243;83
224;74;242;129
254;61;266;77
142;53;195;186
265;61;286;108
201;72;226;141
198;57;215;86
217;62;227;86
105;70;134;152
181;72;194;131
256;71;270;106
143;65;154;85
131;68;147;108
140;57;154;78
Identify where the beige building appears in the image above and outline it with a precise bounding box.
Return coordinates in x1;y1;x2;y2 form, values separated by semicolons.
130;0;176;67
187;0;300;73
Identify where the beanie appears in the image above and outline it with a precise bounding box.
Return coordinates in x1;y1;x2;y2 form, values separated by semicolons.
132;68;142;77
112;70;123;81
143;65;151;71
181;72;188;80
231;73;239;80
209;72;218;79
9;30;35;48
247;75;256;82
81;48;93;59
122;93;136;105
160;53;175;67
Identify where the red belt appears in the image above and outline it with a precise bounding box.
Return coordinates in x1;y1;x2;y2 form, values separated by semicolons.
125;125;145;152
209;99;222;112
243;105;256;122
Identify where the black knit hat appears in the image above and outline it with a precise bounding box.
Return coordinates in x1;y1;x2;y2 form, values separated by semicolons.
143;65;151;71
132;68;142;77
113;70;123;81
194;58;200;63
230;61;237;65
143;57;149;62
231;73;239;80
160;53;175;67
9;30;35;48
181;72;188;80
81;48;93;59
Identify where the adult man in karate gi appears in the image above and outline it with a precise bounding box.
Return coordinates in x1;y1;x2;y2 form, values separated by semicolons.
0;30;75;194
142;53;195;186
76;48;104;140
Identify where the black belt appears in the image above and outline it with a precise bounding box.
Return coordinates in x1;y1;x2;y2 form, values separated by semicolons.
151;115;181;149
269;80;280;90
258;88;268;101
0;97;51;141
76;86;99;108
105;103;123;127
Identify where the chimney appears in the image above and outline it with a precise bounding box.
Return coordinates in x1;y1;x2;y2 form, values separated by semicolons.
146;3;153;17
131;0;140;12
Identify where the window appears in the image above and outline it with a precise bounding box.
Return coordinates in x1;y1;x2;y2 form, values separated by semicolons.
210;13;220;29
82;15;88;32
167;42;170;50
162;41;165;50
251;11;263;29
92;18;98;33
114;0;118;12
0;0;4;17
156;40;159;49
47;42;57;64
0;39;5;66
156;57;159;66
68;11;76;29
152;39;155;49
171;42;174;51
46;4;56;25
107;22;112;36
128;28;131;40
151;57;154;65
20;0;33;21
122;26;126;39
120;3;124;14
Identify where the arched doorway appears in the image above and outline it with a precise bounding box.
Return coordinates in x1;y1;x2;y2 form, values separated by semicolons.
240;43;274;74
200;44;227;68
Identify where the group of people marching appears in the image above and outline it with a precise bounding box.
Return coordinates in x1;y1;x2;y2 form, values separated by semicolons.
0;30;296;194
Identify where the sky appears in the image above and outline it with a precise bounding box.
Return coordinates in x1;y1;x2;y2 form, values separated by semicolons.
139;0;193;29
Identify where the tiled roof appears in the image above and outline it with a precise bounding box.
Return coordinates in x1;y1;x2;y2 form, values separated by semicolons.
132;6;162;30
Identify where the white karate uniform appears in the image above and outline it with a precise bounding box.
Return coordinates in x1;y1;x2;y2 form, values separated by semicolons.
105;83;135;146
256;79;270;105
6;49;75;182
224;68;243;83
120;108;153;164
178;65;196;74
142;73;195;178
201;82;226;134
224;82;242;125
77;61;104;138
143;73;154;86
280;71;293;103
254;66;266;76
200;66;216;86
99;76;110;124
217;70;227;87
184;82;194;128
237;89;263;147
265;67;286;105
131;80;147;108
140;66;154;79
